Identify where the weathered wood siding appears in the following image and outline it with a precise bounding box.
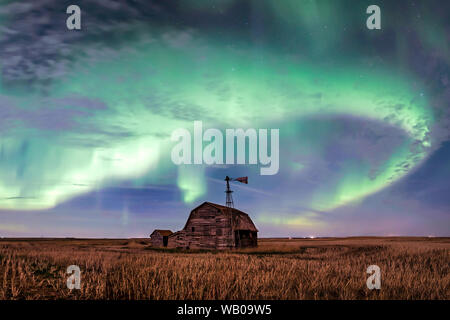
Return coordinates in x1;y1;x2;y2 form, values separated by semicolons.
167;231;186;248
150;232;163;247
182;204;234;249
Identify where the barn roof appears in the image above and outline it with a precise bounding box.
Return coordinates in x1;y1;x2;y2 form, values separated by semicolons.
168;230;184;238
185;202;258;232
150;229;173;237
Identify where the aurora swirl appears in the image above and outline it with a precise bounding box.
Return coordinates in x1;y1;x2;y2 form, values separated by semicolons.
0;0;448;237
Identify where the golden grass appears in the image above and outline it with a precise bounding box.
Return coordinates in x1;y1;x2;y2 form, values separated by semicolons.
0;237;448;300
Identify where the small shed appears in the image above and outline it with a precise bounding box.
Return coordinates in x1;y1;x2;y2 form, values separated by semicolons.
150;229;173;247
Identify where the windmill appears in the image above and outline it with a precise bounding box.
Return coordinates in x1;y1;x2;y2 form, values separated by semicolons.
224;176;248;208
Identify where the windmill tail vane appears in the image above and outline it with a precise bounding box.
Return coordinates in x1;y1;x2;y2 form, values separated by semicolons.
234;176;248;184
225;176;248;208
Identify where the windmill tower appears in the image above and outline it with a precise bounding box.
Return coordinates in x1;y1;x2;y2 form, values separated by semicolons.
225;176;234;208
224;176;248;208
224;175;249;247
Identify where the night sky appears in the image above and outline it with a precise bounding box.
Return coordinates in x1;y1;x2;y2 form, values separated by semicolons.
0;0;449;237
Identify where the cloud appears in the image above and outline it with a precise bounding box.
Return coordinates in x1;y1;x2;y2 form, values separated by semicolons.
0;94;109;132
0;1;172;85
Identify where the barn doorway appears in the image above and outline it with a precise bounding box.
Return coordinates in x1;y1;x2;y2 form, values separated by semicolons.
234;230;240;247
235;230;251;247
163;236;168;247
235;230;256;248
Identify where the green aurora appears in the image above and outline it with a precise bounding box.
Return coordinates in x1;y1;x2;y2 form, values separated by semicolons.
0;0;448;236
0;32;433;211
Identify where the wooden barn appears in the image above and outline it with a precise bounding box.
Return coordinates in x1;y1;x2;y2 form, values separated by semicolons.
166;202;258;250
150;229;173;247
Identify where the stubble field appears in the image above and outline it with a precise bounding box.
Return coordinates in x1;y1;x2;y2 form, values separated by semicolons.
0;237;448;300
